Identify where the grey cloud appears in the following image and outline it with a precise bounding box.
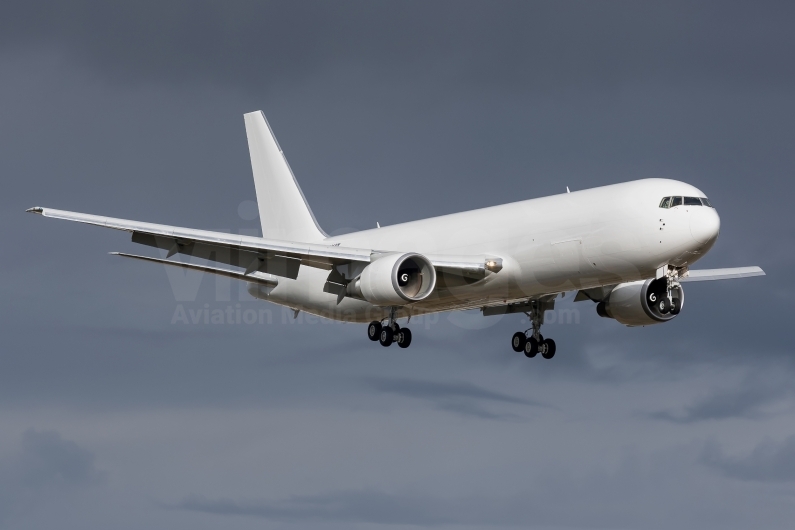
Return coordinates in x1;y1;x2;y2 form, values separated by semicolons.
2;1;794;94
13;429;105;488
365;377;549;419
170;490;458;526
702;437;795;482
648;374;794;423
170;441;795;529
433;401;520;421
0;429;105;521
366;377;535;404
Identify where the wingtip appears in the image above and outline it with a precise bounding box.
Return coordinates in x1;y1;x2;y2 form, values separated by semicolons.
26;207;43;214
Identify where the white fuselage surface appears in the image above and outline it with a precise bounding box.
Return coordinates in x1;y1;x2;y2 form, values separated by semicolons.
259;178;719;322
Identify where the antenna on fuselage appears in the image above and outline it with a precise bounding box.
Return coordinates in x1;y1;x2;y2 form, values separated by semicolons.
566;186;570;193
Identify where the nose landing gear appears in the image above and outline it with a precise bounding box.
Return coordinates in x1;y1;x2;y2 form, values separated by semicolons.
510;300;556;359
368;307;413;348
648;267;684;317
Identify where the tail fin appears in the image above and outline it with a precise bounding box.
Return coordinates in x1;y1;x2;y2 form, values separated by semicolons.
244;111;327;242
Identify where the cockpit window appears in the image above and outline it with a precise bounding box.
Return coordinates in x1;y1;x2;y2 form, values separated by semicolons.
660;195;714;208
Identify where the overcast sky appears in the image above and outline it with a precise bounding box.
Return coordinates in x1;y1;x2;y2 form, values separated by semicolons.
2;1;794;529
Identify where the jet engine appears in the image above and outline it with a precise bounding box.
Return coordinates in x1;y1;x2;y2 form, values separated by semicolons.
596;277;684;326
347;252;437;306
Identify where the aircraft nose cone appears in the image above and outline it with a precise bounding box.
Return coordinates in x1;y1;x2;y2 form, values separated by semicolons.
690;207;720;245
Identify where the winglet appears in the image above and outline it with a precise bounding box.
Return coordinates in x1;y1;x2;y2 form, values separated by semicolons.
26;207;43;214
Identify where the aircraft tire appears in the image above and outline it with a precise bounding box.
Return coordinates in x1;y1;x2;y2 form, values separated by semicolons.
379;326;394;347
524;337;538;358
657;298;670;314
368;321;382;341
670;298;681;315
512;332;526;352
397;328;412;348
541;339;556;359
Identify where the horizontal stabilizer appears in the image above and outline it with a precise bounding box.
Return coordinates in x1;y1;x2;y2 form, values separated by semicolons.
681;266;765;282
110;252;279;286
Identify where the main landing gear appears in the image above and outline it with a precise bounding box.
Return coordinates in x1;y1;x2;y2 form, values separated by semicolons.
367;307;412;348
510;301;556;359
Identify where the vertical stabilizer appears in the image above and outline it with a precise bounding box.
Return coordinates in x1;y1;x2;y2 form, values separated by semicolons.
244;111;327;242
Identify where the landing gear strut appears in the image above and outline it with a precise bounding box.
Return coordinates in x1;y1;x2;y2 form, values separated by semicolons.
369;307;413;348
510;300;556;359
666;269;682;315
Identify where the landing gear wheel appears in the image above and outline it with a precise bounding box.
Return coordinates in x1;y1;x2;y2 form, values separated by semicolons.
379;326;394;347
367;321;382;341
541;339;556;359
524;337;538;358
656;297;670;314
670;298;681;315
512;332;526;352
397;328;412;348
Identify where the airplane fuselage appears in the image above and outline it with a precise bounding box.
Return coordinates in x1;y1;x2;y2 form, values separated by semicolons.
257;178;720;322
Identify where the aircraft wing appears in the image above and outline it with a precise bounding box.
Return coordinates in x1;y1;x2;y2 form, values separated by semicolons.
680;266;766;282
26;207;491;280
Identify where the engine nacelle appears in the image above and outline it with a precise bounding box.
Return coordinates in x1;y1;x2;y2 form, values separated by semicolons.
596;278;684;326
347;252;437;306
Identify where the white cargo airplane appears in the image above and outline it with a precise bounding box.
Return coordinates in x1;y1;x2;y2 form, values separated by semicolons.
28;111;764;358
